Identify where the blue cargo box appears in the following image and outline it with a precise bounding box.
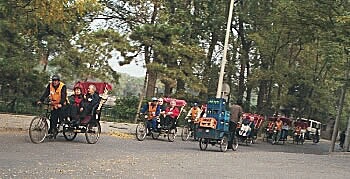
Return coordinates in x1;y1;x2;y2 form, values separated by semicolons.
207;98;227;110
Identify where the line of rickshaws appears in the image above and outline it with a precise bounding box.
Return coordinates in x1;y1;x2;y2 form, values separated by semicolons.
135;98;322;152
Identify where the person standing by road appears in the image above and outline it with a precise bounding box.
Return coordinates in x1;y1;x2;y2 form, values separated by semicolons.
37;75;67;135
229;101;243;148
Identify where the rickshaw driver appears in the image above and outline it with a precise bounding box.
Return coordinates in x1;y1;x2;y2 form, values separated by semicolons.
228;101;243;149
185;103;202;123
141;97;160;132
37;75;67;135
185;103;202;138
275;117;283;142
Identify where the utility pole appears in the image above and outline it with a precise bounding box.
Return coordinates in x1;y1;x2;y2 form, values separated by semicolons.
216;0;235;98
344;116;350;152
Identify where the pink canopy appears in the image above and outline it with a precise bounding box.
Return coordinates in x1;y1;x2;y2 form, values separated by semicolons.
74;81;112;95
163;98;187;107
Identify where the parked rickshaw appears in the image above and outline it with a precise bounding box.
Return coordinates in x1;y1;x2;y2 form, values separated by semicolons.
135;98;187;142
196;98;238;152
29;82;112;144
293;121;307;145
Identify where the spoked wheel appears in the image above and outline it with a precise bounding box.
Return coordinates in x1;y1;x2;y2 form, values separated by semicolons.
63;125;77;141
85;122;101;144
199;138;208;151
29;116;48;144
252;135;257;144
220;136;228;152
246;137;252;145
152;132;160;140
136;122;147;141
232;136;238;151
168;128;176;142
181;125;190;141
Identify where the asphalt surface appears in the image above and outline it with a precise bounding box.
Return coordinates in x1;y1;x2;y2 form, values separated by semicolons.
1;130;349;179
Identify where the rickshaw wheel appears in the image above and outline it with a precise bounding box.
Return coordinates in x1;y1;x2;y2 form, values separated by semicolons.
29;116;48;144
199;138;208;150
85;122;101;144
220;136;228;152
168;129;176;142
63;125;77;141
136;122;147;141
152;132;160;140
181;125;190;141
232;137;238;151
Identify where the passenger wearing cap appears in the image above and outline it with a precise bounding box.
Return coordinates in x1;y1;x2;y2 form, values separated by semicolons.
67;83;84;125
37;75;67;135
140;97;161;131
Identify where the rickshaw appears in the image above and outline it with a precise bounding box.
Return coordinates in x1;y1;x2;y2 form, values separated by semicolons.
29;81;112;144
196;98;238;152
135;98;187;142
181;104;205;141
293;121;307;145
236;113;265;145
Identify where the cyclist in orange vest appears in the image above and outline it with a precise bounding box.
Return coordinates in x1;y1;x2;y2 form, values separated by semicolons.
185;103;202;139
37;75;67;135
141;97;160;131
186;103;202;122
275;117;283;142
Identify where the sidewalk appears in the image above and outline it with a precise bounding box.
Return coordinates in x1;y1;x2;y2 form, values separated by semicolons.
0;113;137;134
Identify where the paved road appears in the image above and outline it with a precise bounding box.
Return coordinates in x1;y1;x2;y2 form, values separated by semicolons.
1;131;349;179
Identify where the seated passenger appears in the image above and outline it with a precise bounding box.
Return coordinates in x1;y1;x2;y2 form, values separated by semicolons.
157;98;167;129
140;97;160;131
164;100;179;129
68;84;84;125
80;84;100;123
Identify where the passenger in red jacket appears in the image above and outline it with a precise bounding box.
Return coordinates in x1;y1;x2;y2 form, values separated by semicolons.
164;100;179;130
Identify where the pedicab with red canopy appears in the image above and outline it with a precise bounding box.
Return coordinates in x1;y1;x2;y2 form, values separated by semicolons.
135;98;187;142
62;81;112;144
263;116;291;144
29;81;112;144
293;120;308;145
237;113;265;144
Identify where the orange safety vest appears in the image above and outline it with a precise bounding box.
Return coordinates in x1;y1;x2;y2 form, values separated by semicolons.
191;107;199;120
49;82;65;109
148;102;158;120
275;120;282;131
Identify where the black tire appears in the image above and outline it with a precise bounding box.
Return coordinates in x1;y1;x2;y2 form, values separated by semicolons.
29;116;48;144
168;128;176;142
136;122;147;141
232;137;238;151
220;136;228;152
85;122;101;144
199;138;208;151
63;125;77;141
181;125;190;141
152;132;160;140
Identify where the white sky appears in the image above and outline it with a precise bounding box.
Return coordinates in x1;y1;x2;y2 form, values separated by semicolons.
109;58;146;77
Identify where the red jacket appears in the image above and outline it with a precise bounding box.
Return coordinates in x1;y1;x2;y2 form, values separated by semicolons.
165;107;179;119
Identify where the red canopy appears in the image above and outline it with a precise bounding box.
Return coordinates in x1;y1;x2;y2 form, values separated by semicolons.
74;81;112;95
163;98;187;107
242;113;265;129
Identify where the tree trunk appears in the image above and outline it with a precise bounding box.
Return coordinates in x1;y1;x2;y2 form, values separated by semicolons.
134;73;148;123
329;58;349;152
146;70;157;98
